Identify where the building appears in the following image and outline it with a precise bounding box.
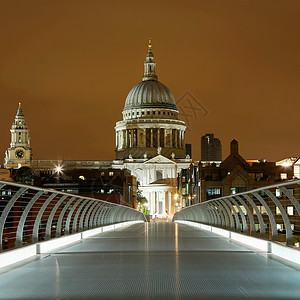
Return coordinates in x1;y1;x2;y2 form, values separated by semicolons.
115;39;186;160
41;168;137;208
178;139;294;207
4;103;32;169
276;157;300;179
3;105;137;208
201;133;222;161
113;40;191;218
3;41;191;218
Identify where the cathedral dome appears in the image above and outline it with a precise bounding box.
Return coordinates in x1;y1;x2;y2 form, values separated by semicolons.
123;80;177;110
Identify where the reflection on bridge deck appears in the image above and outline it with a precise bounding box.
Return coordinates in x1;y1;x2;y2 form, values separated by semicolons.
1;222;300;299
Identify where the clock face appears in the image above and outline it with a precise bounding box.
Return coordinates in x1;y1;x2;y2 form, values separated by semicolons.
15;149;25;159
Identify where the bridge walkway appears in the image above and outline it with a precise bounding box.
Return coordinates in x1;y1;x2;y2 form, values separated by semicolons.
1;222;300;299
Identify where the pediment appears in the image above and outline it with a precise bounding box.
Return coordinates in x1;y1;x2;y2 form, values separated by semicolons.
144;155;176;165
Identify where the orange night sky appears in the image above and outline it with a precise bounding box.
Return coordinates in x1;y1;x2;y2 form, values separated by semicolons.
0;0;299;162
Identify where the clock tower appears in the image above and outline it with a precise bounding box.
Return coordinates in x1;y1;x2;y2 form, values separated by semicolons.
4;103;32;169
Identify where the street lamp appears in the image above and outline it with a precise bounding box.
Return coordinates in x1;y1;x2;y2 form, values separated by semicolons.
55;166;62;173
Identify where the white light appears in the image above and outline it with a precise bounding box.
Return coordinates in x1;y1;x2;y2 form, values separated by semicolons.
282;162;292;167
271;242;300;265
231;232;268;251
55;166;62;173
81;228;103;239
37;233;81;253
174;193;179;200
0;245;36;269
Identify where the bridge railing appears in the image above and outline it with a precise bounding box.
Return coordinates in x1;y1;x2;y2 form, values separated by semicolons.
173;180;300;246
0;180;146;251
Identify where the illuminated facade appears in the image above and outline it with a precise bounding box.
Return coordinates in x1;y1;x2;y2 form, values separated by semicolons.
114;41;191;218
178;140;294;207
3;42;191;219
4;103;32;169
276;157;300;179
115;40;186;160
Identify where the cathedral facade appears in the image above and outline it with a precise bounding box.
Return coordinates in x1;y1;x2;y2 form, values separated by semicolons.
113;41;191;218
3;41;191;219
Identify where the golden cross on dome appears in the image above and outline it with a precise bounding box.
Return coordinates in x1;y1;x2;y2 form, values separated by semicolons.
148;38;152;51
19;102;22;108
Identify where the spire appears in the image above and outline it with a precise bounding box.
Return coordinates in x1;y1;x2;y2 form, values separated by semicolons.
16;101;24;117
143;38;158;81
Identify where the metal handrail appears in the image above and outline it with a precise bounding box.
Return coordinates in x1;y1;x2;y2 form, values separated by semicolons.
0;180;146;251
173;179;300;246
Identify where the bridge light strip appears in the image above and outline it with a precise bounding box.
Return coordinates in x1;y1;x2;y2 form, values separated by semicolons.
175;220;300;266
0;221;144;270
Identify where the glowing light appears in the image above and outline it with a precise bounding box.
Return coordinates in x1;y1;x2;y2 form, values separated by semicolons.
55;166;62;173
282;162;292;167
174;193;179;200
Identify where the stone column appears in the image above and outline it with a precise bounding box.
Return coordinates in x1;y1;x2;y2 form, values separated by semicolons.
143;129;146;147
150;128;153;147
116;130;118;148
165;191;169;214
121;130;124;148
154;191;157;214
168;192;171;214
157;128;160;147
179;130;182;148
124;130;127;148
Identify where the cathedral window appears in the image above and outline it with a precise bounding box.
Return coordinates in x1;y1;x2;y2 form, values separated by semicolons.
158;111;160;115
142;111;145;115
109;172;114;176
153;111;155;115
147;111;150;115
163;111;165;115
156;170;163;180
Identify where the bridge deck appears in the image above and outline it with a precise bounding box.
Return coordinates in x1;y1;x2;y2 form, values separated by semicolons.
1;222;300;299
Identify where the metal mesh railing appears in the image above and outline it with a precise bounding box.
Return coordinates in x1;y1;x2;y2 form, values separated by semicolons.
173;180;300;247
0;181;146;251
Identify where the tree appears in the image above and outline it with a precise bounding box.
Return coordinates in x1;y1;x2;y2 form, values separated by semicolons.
136;181;149;215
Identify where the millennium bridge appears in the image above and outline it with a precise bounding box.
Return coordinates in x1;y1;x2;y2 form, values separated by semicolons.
1;180;300;299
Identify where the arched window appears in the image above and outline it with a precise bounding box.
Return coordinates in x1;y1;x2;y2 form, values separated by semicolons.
156;170;163;180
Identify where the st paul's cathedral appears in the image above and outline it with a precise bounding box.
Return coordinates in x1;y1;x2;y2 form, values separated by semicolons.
4;41;191;219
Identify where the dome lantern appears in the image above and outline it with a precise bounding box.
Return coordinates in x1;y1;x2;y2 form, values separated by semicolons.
143;38;158;81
